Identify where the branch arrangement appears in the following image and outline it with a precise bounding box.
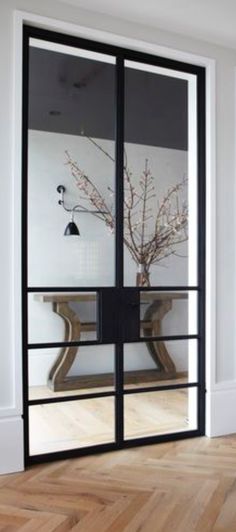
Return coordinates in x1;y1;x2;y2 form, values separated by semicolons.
65;137;188;283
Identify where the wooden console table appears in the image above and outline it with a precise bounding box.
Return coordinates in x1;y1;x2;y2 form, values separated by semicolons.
34;292;187;391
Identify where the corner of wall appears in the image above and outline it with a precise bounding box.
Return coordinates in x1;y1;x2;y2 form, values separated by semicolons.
206;383;236;437
0;417;24;474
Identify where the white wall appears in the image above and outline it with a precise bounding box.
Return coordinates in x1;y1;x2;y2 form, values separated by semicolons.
28;130;188;288
1;0;236;472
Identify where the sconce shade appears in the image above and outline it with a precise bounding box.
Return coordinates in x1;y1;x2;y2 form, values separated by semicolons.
64;221;80;236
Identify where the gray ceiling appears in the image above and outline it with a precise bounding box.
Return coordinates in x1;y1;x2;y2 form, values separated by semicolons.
28;47;188;150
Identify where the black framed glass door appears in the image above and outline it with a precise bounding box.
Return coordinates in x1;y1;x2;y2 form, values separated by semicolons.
22;25;205;465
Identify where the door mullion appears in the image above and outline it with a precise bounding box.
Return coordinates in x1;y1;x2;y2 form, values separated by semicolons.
115;55;125;289
115;344;124;445
115;55;125;445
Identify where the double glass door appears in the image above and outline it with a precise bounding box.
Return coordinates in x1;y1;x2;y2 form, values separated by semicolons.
22;25;205;464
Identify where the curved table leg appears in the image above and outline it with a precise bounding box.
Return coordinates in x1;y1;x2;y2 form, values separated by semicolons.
47;298;176;392
48;302;81;391
143;299;176;376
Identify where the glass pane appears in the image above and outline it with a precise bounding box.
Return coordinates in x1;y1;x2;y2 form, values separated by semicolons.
28;39;116;287
124;388;197;439
124;340;197;389
124;60;197;287
28;291;98;343
140;291;197;337
29;397;115;455
28;344;115;400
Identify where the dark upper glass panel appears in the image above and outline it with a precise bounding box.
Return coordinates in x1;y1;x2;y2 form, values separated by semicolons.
124;60;197;287
28;44;116;140
28;39;116;287
125;66;188;150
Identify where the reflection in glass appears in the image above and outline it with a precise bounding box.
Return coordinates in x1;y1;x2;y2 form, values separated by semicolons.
29;397;115;455
124;388;197;439
28;345;115;400
28;39;116;287
124;340;197;389
28;292;98;344
124;60;197;287
140;291;197;337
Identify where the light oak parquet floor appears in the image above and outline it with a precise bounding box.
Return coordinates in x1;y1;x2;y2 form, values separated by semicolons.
1;435;236;530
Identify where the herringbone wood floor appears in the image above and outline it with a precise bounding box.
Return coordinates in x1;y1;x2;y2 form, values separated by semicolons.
1;435;236;531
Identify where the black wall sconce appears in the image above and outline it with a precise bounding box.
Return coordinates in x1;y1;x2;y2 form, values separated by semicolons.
57;185;108;236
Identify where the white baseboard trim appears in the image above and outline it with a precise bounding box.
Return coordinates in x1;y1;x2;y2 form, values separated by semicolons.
206;385;236;437
0;417;24;474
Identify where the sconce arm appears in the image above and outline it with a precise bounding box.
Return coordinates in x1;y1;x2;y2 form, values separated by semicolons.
57;184;109;215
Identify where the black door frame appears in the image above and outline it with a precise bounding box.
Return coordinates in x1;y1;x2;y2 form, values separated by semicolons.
22;24;206;466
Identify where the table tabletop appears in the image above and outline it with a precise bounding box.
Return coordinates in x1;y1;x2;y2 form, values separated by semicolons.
34;292;188;303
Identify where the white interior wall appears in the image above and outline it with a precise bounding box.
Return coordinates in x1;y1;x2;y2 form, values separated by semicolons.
0;0;236;472
28;131;188;287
